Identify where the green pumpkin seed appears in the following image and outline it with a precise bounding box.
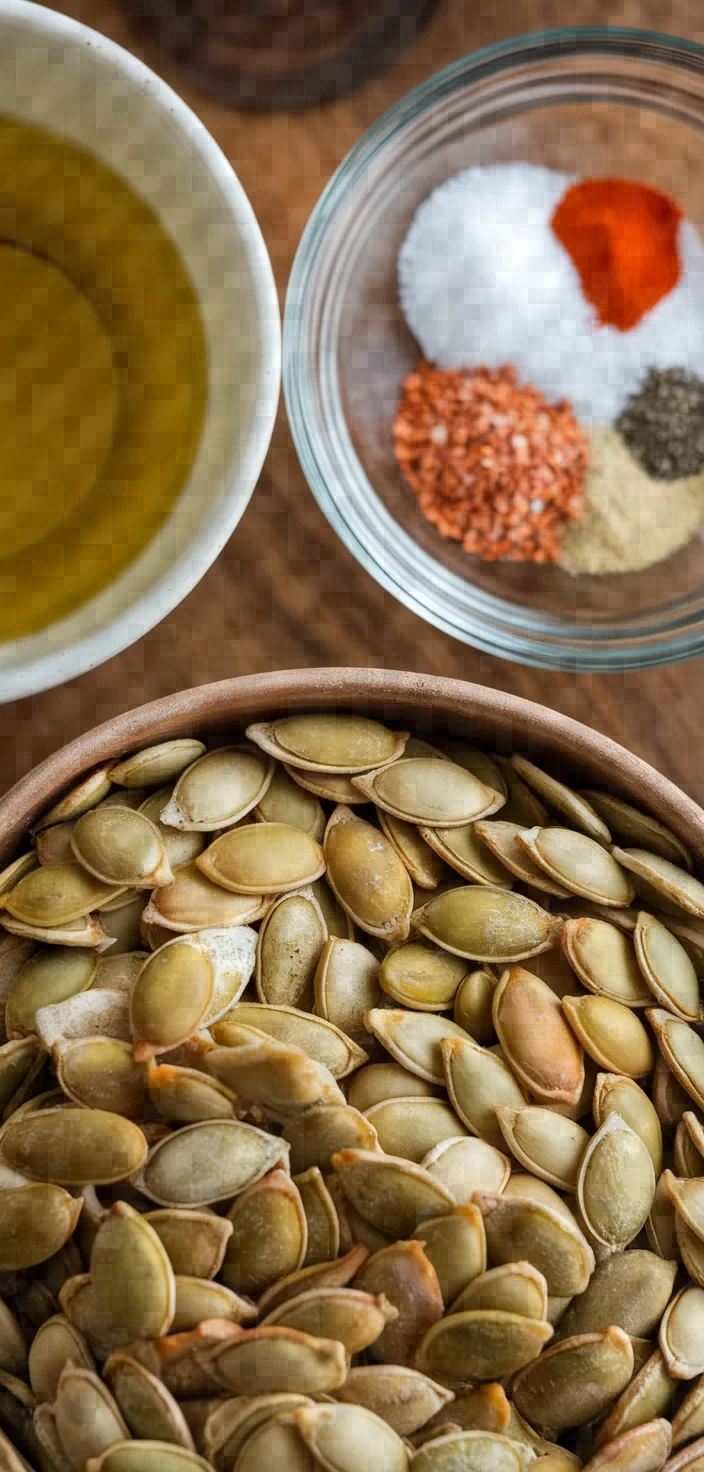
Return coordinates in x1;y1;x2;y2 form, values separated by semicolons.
518;827;633;907
85;1444;213;1472
262;1285;396;1356
286;766;368;807
495;1106;589;1191
220;1168;307;1296
331;1149;454;1238
90;1202;175;1341
346;1063;436;1114
634;914;703;1022
413;885;561;963
1;1107;146;1185
137;1119;288;1208
513;1325;634;1430
53;1365;129;1471
450;1261;547;1320
578;1116;655;1250
206;1038;344;1119
364;1097;465;1164
595;1351;676;1451
215;1002;367;1078
292;1402;410;1472
353;758;500;829
592;1074;662;1176
365;1009;473;1087
206;1325;347;1396
247;715;407;774
563;996;654;1078
421;1136;510;1204
5;865;124;927
142;863;267;934
159;746;274;831
324;808;413;944
558;1253;678;1341
493;966;584;1106
581;792;692;870
314;939;381;1050
413;1431;529;1472
441;1035;528;1149
35;823;77;867
146;1060;236;1124
295;1168;340;1266
103;1353;195;1449
416;1307;553;1386
511;757;611;842
411;1205;486;1306
648;1010;704;1112
27;1314;93;1403
283;1102;379;1175
202;1393;313;1469
198;823;325;897
613;850;704;920
71;807;172;890
672;1374;704;1447
256;889;327;1010
35;989;131;1050
334;1365;453;1438
35;770;113;831
378;812;448;890
476;1191;595;1295
55;1038;146;1118
475;820;571;897
561;918;650;1006
144;1210;232;1280
379;943;468;1014
353;1239;442;1367
660;1286;704;1378
453;970;497;1046
2;912;112;948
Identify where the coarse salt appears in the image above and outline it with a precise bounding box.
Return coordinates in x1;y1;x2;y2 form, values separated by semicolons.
398;162;704;423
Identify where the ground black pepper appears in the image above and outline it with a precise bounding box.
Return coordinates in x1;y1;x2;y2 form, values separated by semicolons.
617;366;704;479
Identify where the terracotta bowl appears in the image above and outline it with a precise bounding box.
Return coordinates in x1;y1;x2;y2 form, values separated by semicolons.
0;670;702;871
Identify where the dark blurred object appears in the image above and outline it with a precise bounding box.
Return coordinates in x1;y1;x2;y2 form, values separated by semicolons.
122;0;440;110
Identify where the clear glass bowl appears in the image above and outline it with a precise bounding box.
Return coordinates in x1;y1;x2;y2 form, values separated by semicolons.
284;28;704;671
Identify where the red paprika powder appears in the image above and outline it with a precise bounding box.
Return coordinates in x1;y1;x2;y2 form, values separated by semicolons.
551;177;682;332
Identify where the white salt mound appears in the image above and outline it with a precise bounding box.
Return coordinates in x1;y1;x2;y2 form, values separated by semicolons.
398;162;704;423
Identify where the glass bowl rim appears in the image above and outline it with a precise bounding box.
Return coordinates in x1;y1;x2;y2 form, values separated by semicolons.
284;24;704;672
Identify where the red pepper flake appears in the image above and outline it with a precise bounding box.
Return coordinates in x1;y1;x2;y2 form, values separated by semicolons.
393;362;588;564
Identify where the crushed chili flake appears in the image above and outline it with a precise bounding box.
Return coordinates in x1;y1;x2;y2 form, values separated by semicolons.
393;362;588;563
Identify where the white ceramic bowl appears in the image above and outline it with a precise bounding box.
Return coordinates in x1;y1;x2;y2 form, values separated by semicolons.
0;0;281;702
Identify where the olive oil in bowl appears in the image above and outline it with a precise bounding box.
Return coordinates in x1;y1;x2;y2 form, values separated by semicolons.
0;117;208;642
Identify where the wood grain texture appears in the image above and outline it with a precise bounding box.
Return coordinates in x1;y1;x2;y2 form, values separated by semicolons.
3;0;704;800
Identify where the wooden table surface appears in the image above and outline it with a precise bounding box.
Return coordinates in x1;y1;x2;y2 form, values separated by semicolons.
4;0;703;801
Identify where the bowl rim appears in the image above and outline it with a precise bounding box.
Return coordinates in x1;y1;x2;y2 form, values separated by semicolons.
284;25;704;673
0;0;282;702
1;667;702;863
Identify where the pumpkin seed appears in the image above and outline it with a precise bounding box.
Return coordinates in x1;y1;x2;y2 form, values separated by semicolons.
55;1038;146;1118
513;1326;634;1430
595;1351;676;1450
653;1054;691;1129
453;970;497;1046
71;807;173;890
146;1061;236;1124
563;996;654;1078
5;865;124;927
136;1119;288;1208
226;1414;316;1472
171;1278;255;1333
331;1148;454;1237
0;1107;146;1185
413;1431;529;1472
493;965;584;1106
0;1185;82;1271
247;715;408;774
557;1253;678;1340
286;765;368;807
672;1375;704;1447
664;1171;704;1246
35;770;113;830
511;757;611;842
352;1238;443;1367
647;1174;680;1262
262;1285;396;1356
136;789;207;871
314;939;381;1050
220;1168;307;1296
53;1365;130;1471
198;823;325;897
445;746;507;800
294;1401;410;1472
677;1114;704;1178
495;1106;589;1191
201;1393;313;1469
0;856;38;903
205;1326;347;1396
412;885;561;962
296;1168;341;1266
257;1246;369;1320
254;762;326;840
634;914;703;1022
2;911;112;948
103;1353;195;1449
418;1383;511;1440
159;746;273;832
476;1190;595;1295
214;1002;366;1078
85;1444;213;1472
141;1210;231;1282
130;927;256;1060
577;1116;655;1250
421;1136;510;1204
353;757;500;830
379;942;468;1013
366;1009;473;1087
99;894;147;955
34;988;131;1050
90;1201;175;1342
416;1307;553;1385
346;1063;436;1114
379;812;448;890
34;823;78;867
283;1102;379;1175
142;863;267;934
518;827;633;907
494;758;548;827
0;1036;44;1116
334;1365;452;1438
411;1205;486;1307
593;1074;663;1176
441;1035;528;1149
674;1214;704;1288
206;1038;343;1119
660;1286;704;1378
256;889;327;1010
663;1439;704;1472
475;820;571;897
581;792;692;870
324;807;413;944
612;849;704;920
0;1301;25;1378
364;1097;465;1164
27;1314;92;1402
450;1260;548;1321
648;1010;704;1112
561;918;650;1006
582;1418;673;1472
108;740;206;790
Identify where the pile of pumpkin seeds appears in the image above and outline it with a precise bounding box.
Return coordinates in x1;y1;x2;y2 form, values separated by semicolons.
2;716;704;1472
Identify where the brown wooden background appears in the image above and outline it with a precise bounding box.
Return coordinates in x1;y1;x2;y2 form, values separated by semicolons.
3;0;703;800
